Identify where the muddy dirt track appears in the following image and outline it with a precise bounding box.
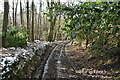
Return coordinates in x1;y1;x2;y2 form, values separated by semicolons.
40;41;114;80
41;41;80;80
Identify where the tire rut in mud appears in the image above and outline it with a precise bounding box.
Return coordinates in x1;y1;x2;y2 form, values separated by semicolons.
41;41;79;80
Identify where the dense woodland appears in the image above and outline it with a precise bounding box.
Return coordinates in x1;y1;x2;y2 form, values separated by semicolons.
1;0;120;56
0;0;120;80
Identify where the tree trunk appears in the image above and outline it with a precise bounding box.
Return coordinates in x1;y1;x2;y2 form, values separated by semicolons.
55;0;61;40
31;0;34;41
47;0;50;7
12;0;14;27
47;0;56;42
20;0;23;25
35;9;38;40
2;0;9;47
38;0;42;39
15;0;19;26
86;35;89;48
27;0;30;41
48;16;57;42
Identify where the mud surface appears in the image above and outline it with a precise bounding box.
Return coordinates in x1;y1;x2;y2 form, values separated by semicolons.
65;44;118;80
41;42;117;80
41;41;80;80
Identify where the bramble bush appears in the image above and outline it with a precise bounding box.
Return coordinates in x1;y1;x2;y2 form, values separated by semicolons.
4;25;28;47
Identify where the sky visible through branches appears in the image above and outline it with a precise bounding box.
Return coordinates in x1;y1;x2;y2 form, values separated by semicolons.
0;0;119;13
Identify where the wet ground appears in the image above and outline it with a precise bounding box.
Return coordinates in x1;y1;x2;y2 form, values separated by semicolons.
41;41;80;80
41;42;116;80
1;41;119;80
